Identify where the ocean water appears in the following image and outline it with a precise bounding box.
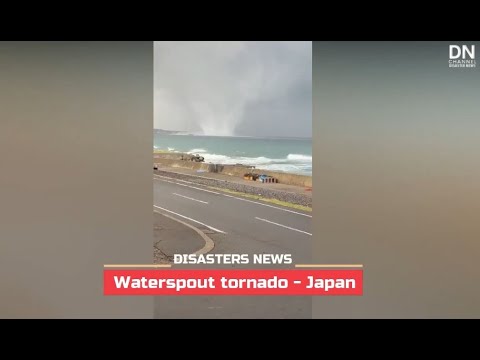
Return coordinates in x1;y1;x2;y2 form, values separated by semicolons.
154;134;312;176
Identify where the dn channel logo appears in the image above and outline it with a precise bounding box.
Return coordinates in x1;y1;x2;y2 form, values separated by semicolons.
449;45;476;68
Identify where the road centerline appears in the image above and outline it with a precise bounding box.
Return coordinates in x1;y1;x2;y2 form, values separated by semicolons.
255;217;312;236
221;193;312;218
173;192;209;204
154;176;221;195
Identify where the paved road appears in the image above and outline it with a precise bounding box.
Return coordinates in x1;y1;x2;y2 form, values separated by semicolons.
153;211;207;263
154;174;311;259
153;173;312;318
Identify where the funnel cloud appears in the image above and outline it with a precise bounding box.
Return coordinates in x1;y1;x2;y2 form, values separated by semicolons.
154;41;311;137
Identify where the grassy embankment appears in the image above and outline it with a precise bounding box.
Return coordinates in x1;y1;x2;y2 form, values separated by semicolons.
207;186;312;212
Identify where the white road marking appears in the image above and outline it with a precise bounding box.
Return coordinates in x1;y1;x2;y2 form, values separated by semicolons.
153;205;227;234
180;184;220;194
154;177;176;185
155;174;197;185
222;193;312;218
255;217;312;236
154;210;214;255
173;193;209;204
154;177;221;195
154;175;312;218
157;169;300;196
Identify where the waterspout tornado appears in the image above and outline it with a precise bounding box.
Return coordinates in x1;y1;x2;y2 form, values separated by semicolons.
154;41;311;137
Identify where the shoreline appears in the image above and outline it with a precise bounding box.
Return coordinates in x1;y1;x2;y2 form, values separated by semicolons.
153;149;312;178
154;151;312;187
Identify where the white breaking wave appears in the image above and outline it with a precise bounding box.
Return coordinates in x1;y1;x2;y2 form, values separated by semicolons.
188;148;208;154
167;147;175;151
199;153;312;175
259;164;311;173
287;154;312;161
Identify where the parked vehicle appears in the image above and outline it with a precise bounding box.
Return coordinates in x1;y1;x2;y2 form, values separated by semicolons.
191;154;205;162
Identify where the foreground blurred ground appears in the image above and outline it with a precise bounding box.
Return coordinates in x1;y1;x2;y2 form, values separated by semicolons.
154;211;207;264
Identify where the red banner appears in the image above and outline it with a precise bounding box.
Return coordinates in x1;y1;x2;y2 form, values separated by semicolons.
104;269;363;296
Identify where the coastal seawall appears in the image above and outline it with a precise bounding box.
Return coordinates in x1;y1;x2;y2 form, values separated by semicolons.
153;154;312;188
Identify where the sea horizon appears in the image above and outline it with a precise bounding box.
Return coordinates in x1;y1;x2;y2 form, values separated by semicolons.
154;129;312;141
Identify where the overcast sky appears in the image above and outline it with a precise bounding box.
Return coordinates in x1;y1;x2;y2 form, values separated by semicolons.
154;41;311;138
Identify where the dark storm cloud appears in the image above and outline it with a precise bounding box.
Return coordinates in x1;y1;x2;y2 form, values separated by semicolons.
154;41;311;137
